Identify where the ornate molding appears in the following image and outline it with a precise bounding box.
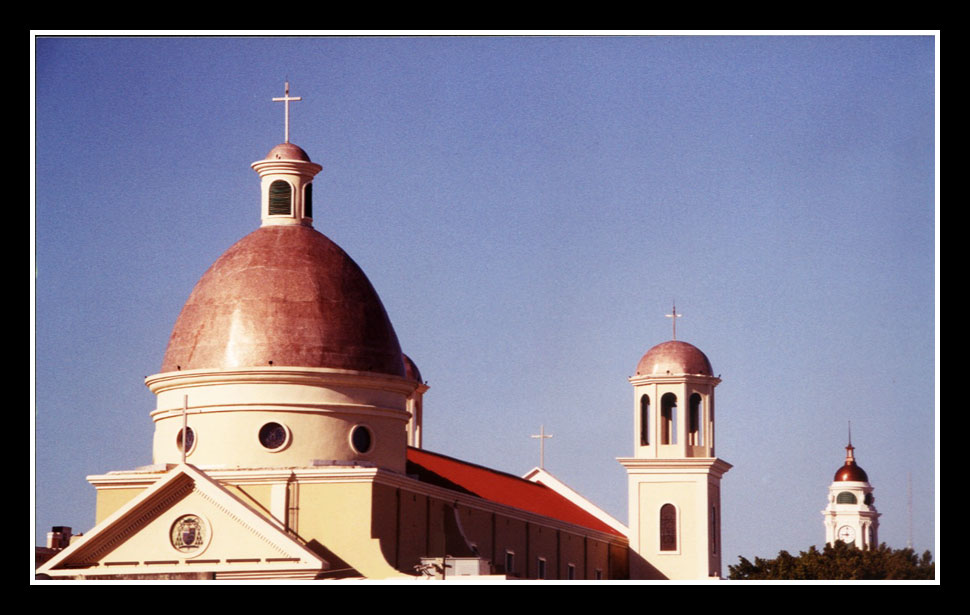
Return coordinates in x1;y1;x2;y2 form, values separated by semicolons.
145;366;418;396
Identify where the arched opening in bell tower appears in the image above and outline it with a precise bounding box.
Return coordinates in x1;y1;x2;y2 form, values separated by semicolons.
688;393;703;446
640;394;650;446
660;393;677;445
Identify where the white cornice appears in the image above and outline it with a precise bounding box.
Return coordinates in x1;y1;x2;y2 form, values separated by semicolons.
617;457;733;479
149;402;411;422
250;158;322;177
628;373;721;386
828;480;873;489
145;366;419;396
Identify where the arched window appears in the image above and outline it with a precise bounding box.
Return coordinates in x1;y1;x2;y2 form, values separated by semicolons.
269;180;292;215
660;503;677;551
836;491;858;504
689;393;703;446
661;393;677;445
640;394;650;446
304;183;313;218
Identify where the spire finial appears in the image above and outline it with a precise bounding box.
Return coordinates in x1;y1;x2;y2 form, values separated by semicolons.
272;80;302;144
845;421;856;464
665;301;681;340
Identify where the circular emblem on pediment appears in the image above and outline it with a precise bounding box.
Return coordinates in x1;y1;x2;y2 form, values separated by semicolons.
170;514;210;557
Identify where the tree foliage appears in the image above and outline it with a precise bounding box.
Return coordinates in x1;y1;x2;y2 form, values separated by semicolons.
728;541;935;580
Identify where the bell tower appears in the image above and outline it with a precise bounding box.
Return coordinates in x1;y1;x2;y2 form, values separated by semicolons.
618;308;731;579
822;429;880;549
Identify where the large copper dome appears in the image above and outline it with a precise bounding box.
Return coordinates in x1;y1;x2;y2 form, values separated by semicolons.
834;461;869;482
635;340;714;377
161;224;405;377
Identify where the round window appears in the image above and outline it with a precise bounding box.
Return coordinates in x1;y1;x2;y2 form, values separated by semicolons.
351;425;373;454
258;422;289;451
176;427;195;454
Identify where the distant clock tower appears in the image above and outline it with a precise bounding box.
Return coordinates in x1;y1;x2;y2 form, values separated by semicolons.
822;434;880;549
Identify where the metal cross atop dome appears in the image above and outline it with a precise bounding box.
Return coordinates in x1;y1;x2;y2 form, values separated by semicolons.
272;81;302;144
530;425;553;469
665;302;682;340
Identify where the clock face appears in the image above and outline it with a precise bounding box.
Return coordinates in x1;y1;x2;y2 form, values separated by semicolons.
837;525;856;542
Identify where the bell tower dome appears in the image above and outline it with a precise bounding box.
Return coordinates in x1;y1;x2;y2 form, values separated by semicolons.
618;305;731;580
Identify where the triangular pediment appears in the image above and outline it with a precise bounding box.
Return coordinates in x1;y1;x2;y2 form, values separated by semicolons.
37;464;328;580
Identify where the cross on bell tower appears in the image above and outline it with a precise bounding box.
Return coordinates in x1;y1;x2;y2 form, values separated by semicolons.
666;302;682;340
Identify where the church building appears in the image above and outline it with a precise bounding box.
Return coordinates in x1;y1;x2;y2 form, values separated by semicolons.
37;85;730;581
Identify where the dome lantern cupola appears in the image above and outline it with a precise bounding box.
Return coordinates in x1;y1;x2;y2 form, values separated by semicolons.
251;82;322;227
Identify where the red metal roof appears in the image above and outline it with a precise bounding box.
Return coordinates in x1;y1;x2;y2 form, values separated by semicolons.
406;447;622;537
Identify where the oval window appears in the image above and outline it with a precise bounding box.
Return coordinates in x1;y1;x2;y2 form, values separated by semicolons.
177;427;195;454
258;422;289;451
351;425;373;454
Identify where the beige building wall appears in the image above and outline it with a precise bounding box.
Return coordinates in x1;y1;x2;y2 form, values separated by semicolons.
146;368;416;474
86;460;629;580
95;488;148;524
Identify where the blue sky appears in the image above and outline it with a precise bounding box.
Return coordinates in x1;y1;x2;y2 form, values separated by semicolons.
32;34;938;571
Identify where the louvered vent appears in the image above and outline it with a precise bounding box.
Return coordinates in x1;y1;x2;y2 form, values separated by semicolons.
836;491;858;504
269;180;292;216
